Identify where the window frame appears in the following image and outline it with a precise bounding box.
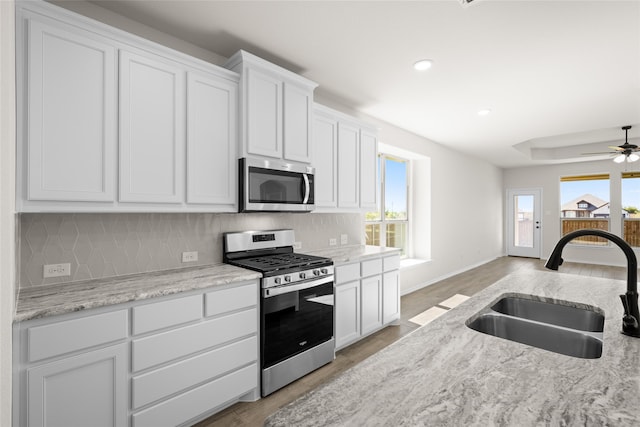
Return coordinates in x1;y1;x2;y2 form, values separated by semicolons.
365;153;411;257
559;174;610;246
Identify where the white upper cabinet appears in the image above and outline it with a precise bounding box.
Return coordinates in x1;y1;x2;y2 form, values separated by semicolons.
186;71;238;207
119;50;186;204
23;17;116;203
283;82;313;163
312;110;338;208
312;103;378;212
359;127;378;210
245;67;283;158
16;1;239;212
225;50;317;163
337;121;360;209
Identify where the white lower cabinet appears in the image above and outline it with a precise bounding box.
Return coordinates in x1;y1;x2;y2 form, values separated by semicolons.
14;280;259;427
335;281;360;349
334;253;401;350
360;275;382;335
26;343;128;427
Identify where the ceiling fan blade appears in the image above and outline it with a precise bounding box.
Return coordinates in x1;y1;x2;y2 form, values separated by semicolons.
608;146;625;151
582;151;618;155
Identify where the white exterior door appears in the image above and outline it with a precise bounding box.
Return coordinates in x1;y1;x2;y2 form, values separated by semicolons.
507;188;542;258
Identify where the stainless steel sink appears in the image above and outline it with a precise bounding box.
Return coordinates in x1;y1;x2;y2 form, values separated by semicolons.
466;295;604;359
490;296;605;332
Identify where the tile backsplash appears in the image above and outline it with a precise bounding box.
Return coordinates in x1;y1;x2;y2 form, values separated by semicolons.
18;212;363;288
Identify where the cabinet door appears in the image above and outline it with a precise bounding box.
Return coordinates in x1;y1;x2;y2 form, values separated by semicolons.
26;19;116;202
361;275;382;335
312;113;338;208
335;281;360;349
186;71;238;206
27;343;127;427
283;82;312;163
383;270;401;324
360;128;378;210
245;67;282;158
337;122;360;208
119;50;185;203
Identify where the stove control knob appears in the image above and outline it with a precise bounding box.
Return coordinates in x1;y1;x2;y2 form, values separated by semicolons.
284;275;291;282
274;277;282;285
313;270;320;276
299;272;306;279
320;268;329;275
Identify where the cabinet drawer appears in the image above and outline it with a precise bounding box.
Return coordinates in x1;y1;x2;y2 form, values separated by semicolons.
205;283;257;317
132;363;258;427
133;294;202;335
28;310;128;362
335;263;360;284
361;258;382;277
132;308;257;372
132;336;257;409
383;255;401;272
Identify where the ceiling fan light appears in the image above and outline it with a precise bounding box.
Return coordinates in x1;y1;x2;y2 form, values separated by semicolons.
614;154;626;163
629;153;639;162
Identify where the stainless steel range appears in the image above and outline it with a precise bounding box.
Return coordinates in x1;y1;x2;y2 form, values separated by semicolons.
223;229;335;396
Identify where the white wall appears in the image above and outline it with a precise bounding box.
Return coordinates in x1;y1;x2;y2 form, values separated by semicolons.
374;120;504;294
504;159;635;267
317;93;505;294
0;0;16;424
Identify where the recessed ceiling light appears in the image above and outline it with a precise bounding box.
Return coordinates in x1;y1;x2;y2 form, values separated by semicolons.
413;59;433;71
477;109;492;116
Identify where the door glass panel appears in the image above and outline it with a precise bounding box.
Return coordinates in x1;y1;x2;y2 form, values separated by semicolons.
514;195;534;248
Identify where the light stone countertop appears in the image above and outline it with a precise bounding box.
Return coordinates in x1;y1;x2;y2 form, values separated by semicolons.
14;245;398;323
308;245;401;265
14;263;261;322
265;270;640;426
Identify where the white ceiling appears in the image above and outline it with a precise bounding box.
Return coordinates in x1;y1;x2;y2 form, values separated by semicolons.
82;0;640;168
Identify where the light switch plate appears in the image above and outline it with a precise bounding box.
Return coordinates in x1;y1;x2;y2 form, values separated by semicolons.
329;238;337;246
43;263;71;278
341;234;348;245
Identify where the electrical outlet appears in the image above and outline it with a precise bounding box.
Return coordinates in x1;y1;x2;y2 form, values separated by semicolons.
329;238;337;246
293;241;302;250
43;263;71;278
182;251;198;263
341;234;348;245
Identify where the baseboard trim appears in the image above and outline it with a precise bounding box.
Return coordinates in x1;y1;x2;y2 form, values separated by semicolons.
400;256;501;296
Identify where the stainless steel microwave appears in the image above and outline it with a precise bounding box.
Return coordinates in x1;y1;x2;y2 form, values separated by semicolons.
239;158;315;212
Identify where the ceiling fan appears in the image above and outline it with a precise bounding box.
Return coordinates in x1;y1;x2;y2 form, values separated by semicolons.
583;125;638;163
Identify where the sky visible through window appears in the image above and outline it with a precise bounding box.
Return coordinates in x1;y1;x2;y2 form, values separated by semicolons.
561;180;610;205
385;158;407;218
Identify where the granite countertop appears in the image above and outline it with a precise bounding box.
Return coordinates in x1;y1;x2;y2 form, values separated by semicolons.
266;270;640;426
309;245;401;265
14;263;261;322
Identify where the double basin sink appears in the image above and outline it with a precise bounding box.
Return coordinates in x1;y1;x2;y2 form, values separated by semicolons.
466;294;604;359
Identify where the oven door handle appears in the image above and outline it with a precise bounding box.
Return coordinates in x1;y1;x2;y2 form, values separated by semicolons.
263;275;334;298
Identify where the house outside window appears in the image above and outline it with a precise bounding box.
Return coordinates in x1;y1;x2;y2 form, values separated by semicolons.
365;154;409;256
560;174;610;246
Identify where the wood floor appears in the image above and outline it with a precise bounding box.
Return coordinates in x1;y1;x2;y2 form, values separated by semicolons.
194;256;626;427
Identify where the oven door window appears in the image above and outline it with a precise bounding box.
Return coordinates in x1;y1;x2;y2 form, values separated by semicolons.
248;167;305;204
262;281;334;369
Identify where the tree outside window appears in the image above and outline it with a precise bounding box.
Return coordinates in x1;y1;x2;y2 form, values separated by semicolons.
365;154;409;256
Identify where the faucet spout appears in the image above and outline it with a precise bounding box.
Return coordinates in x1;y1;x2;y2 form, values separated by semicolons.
545;229;640;337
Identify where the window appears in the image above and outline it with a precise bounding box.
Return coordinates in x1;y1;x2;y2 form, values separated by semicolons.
622;172;640;247
365;154;409;256
560;174;610;245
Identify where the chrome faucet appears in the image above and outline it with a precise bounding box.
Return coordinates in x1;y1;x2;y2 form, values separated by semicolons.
545;229;640;337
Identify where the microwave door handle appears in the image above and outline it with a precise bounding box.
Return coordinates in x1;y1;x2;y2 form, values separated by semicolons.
302;174;310;203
